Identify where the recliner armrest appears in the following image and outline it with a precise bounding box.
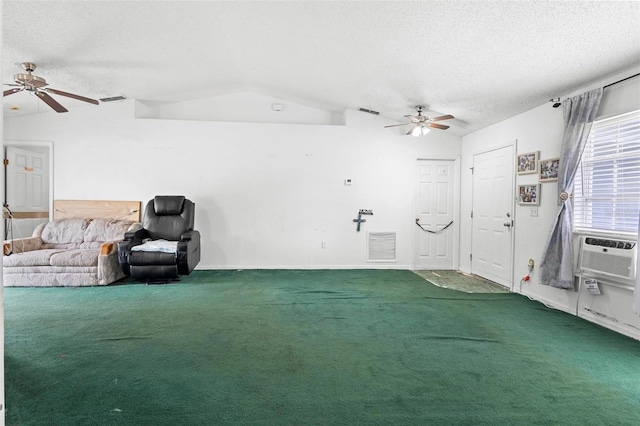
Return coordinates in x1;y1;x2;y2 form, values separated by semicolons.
176;230;201;275
118;228;150;276
123;228;148;243
180;229;198;242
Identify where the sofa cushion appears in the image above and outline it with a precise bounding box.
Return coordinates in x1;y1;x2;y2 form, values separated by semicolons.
42;243;83;250
3;249;67;267
84;219;133;243
50;249;99;267
79;242;105;250
40;218;90;245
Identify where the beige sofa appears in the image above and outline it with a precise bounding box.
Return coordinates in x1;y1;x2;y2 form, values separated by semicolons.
3;218;141;287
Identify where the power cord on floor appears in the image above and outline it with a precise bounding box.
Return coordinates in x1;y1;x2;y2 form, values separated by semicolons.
519;259;535;292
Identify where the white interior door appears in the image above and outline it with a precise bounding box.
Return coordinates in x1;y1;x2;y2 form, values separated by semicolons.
415;159;455;270
4;146;50;238
471;145;514;287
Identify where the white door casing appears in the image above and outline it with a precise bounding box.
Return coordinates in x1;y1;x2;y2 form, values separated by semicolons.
415;159;456;270
471;145;515;287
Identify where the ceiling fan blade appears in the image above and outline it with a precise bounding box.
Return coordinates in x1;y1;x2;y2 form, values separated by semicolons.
404;114;420;123
405;127;416;136
36;91;68;113
430;114;454;122
44;88;99;105
3;87;23;97
384;123;411;128
427;123;450;130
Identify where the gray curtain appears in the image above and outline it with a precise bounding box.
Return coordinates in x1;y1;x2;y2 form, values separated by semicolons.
540;88;603;289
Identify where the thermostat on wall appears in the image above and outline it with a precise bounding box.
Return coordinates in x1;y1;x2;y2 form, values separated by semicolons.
344;178;352;186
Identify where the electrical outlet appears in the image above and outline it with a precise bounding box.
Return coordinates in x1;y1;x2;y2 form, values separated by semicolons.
529;207;538;217
322;241;327;248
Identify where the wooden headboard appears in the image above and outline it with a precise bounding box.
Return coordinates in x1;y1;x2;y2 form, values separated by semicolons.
53;200;141;222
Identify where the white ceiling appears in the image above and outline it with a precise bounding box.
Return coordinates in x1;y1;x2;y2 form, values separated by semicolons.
3;1;640;136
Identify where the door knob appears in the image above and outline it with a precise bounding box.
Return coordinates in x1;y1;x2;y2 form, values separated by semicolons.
503;221;512;228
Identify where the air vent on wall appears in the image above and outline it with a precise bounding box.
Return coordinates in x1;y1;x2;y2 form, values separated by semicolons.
584;237;635;250
359;107;380;115
99;95;127;102
368;232;397;262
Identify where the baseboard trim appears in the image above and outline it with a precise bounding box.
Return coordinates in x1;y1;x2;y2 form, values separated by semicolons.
518;290;575;315
578;309;640;341
517;290;640;342
195;264;414;271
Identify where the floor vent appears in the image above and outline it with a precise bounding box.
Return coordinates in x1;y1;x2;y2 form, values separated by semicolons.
368;232;397;262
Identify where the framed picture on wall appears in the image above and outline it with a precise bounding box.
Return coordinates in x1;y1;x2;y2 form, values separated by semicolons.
539;158;560;182
516;151;539;175
518;184;540;205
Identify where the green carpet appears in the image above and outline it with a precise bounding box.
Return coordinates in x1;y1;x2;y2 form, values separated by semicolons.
4;270;640;425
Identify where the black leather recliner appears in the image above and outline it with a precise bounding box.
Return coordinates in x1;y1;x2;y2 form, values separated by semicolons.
118;195;201;282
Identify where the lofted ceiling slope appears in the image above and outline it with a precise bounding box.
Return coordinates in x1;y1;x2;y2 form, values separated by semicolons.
2;1;640;136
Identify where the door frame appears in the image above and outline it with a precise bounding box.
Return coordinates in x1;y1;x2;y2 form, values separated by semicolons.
413;156;461;271
470;141;516;289
4;140;54;221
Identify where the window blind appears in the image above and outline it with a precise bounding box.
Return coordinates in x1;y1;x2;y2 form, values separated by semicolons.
574;110;640;234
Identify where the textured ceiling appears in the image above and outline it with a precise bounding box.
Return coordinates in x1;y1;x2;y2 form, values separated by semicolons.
3;1;640;135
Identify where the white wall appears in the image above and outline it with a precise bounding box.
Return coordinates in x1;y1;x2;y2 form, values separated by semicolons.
460;69;640;340
3;96;461;270
5;73;638;340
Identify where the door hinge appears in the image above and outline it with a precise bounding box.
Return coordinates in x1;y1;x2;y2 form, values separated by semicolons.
470;167;474;174
470;211;473;218
3;158;8;166
470;253;472;261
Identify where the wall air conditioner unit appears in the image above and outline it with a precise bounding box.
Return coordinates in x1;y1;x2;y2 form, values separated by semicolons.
579;237;637;281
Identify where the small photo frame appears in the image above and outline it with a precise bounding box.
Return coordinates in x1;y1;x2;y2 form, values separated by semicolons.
516;151;539;175
538;158;559;182
518;184;540;205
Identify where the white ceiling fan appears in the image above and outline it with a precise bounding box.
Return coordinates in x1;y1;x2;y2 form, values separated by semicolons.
3;62;99;113
385;105;454;136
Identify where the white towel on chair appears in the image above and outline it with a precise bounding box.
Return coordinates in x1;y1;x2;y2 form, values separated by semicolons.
131;239;178;253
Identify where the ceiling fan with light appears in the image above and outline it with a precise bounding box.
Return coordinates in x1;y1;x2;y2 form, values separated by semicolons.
3;62;99;113
385;105;454;136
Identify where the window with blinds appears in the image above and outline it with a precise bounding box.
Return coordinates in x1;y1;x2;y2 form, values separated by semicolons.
574;110;640;235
